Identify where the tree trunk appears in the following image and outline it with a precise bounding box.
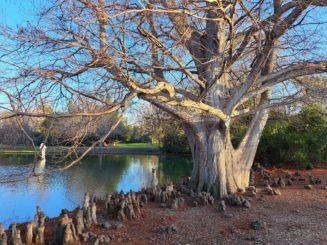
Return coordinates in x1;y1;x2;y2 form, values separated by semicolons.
183;116;264;199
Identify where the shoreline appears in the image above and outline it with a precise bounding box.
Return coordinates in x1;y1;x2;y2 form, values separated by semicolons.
0;147;195;156
0;146;161;155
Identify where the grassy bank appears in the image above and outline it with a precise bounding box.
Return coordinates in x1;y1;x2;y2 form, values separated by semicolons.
0;143;159;154
109;143;158;148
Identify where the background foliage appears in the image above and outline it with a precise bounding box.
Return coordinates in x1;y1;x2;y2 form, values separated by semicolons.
232;105;327;168
1;104;326;168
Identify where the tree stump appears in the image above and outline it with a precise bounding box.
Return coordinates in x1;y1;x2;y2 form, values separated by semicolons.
83;193;90;209
56;214;79;245
91;202;97;224
25;222;33;245
9;223;22;245
126;203;135;220
73;209;84;235
104;194;111;214
34;226;45;245
83;207;92;229
249;169;255;186
0;223;7;245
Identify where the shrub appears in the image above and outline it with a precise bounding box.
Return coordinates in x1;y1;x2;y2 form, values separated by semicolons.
254;105;327;167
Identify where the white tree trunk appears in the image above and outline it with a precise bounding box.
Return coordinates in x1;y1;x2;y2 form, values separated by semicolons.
183;113;268;199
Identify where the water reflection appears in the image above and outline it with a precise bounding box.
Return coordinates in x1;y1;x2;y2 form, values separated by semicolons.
0;154;191;228
37;159;46;171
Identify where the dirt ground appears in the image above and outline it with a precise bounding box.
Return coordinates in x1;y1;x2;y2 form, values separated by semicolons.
92;168;327;245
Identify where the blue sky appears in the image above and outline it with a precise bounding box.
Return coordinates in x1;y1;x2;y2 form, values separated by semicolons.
0;0;41;26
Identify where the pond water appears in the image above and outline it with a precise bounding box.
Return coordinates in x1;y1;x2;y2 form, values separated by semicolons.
0;154;192;228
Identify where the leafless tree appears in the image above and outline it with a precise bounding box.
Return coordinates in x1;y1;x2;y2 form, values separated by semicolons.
0;115;32;145
0;0;327;197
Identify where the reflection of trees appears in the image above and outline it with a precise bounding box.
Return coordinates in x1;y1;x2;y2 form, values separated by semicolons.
0;154;193;189
115;155;160;191
26;159;47;197
157;155;192;185
134;155;159;172
0;154;35;166
36;159;46;171
65;154;133;194
0;153;192;196
34;159;46;184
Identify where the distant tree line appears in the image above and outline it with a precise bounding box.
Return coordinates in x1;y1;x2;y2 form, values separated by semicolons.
0;118;32;145
0;100;147;147
1;101;326;168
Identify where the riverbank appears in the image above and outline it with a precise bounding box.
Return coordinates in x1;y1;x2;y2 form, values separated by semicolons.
1;168;327;244
0;144;160;155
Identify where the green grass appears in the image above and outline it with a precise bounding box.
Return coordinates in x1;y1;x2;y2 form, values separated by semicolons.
0;143;158;154
108;143;158;148
0;150;36;154
0;145;36;154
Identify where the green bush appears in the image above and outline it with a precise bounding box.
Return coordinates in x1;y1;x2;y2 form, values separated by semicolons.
161;131;190;154
254;105;327;168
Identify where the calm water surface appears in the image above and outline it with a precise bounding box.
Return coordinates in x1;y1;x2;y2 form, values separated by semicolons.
0;154;191;228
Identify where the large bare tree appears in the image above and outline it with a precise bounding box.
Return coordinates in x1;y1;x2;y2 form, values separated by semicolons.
0;0;326;197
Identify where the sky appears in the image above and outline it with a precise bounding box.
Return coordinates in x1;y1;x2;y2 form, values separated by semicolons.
0;0;42;27
0;1;40;110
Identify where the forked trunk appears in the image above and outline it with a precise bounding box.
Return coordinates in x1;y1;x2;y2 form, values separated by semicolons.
183;119;260;199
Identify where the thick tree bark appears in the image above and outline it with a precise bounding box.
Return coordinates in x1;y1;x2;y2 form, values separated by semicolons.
183;112;268;199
